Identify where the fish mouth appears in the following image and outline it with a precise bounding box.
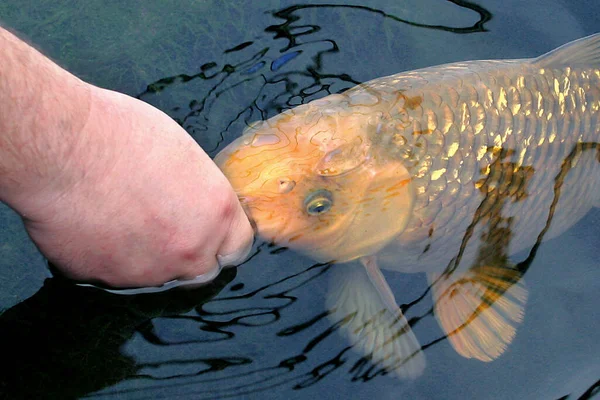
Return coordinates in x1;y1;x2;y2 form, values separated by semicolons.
238;196;259;234
240;197;313;249
236;194;288;240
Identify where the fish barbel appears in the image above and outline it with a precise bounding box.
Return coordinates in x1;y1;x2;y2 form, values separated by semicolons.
215;34;600;378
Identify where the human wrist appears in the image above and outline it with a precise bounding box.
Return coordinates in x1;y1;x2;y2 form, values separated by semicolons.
0;27;93;218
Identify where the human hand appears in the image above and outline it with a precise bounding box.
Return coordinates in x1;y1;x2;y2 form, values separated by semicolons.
18;85;254;288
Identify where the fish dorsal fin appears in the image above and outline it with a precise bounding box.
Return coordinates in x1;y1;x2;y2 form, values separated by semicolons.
326;259;426;379
533;33;600;68
428;264;527;362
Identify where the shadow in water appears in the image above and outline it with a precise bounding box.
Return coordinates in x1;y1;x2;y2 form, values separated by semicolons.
0;255;349;399
0;269;237;398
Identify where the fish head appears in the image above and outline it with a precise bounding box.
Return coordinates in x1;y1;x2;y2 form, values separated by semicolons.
215;94;415;263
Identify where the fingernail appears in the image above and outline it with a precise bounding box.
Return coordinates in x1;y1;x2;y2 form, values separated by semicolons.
217;238;254;267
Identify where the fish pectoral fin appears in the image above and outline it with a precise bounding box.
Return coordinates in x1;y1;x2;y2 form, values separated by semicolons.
326;260;425;379
428;263;528;362
533;32;600;68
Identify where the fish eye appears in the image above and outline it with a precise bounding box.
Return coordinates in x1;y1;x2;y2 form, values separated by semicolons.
304;189;333;216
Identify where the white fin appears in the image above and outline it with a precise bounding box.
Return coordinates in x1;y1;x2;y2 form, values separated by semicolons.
428;265;527;362
533;33;600;68
326;260;426;379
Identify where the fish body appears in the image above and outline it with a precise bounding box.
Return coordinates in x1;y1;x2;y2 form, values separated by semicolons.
367;57;600;275
216;34;600;377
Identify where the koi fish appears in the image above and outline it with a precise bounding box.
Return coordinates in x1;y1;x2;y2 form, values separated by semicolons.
215;34;600;378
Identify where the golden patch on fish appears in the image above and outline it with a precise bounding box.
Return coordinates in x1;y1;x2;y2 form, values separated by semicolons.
216;33;600;378
216;99;415;264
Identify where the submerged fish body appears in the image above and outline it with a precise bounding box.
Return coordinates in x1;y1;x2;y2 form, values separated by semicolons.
216;34;600;377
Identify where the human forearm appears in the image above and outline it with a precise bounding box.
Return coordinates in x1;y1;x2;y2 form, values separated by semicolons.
0;26;254;288
0;27;92;214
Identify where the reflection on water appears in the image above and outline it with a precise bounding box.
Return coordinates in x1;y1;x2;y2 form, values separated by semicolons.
0;270;238;398
1;1;600;399
136;1;492;155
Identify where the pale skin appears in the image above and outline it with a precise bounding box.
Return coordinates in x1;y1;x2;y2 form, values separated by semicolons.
0;27;254;288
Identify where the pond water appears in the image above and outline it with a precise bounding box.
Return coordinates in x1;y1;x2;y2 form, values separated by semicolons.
1;1;600;399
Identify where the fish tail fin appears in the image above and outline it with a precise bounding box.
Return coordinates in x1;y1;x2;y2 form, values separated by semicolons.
532;33;600;68
429;264;528;362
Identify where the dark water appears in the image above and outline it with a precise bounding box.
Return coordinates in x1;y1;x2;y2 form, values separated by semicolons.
1;1;600;399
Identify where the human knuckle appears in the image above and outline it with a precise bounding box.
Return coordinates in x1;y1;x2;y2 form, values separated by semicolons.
215;189;239;223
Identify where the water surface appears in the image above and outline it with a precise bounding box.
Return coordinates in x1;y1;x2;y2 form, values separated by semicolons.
1;1;599;399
